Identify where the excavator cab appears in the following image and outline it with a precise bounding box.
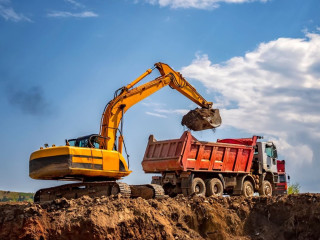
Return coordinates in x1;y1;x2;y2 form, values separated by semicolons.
66;135;111;149
66;134;103;148
30;62;221;202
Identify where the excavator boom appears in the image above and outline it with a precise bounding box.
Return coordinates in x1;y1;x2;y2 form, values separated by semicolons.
29;62;221;202
99;62;221;152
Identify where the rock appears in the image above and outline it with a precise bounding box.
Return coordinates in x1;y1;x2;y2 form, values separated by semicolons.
181;108;222;131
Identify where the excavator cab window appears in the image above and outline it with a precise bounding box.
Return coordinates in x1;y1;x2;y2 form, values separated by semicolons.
78;138;89;148
89;136;100;148
67;135;96;148
67;139;77;147
66;134;106;148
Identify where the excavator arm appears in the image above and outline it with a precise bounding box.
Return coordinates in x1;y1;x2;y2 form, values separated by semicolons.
99;62;220;152
29;62;221;202
156;63;212;108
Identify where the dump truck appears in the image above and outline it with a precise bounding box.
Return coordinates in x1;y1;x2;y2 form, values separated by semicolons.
142;131;282;197
29;62;221;202
274;160;288;195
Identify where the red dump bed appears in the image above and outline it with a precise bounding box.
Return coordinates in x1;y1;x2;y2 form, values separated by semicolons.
142;131;258;173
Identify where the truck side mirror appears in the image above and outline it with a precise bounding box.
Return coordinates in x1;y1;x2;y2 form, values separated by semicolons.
288;175;290;180
273;149;278;158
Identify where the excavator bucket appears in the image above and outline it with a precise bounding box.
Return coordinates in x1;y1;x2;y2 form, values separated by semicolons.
181;108;222;131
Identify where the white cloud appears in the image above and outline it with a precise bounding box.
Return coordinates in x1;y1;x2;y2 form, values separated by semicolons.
144;0;268;9
144;107;188;119
146;111;168;118
65;0;85;9
181;32;320;191
47;11;98;18
142;100;188;117
0;0;31;22
141;101;166;107
155;108;189;115
48;0;98;19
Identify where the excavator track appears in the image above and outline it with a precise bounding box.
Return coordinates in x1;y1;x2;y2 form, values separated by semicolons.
34;182;166;203
129;184;167;200
148;184;166;199
34;181;131;203
111;182;131;198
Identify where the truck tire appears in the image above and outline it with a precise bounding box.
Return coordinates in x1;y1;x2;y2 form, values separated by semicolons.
259;180;272;196
242;181;254;197
189;178;206;196
206;178;223;197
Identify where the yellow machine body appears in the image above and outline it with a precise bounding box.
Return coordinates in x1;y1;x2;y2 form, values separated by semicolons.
29;62;216;182
30;146;131;180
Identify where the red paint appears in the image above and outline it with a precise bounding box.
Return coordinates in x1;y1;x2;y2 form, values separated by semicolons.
275;160;288;194
142;131;258;174
277;160;286;173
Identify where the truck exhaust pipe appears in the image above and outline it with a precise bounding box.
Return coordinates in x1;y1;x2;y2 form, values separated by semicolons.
181;108;222;131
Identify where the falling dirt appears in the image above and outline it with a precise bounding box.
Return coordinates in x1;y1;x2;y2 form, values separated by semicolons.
0;194;319;240
181;108;222;131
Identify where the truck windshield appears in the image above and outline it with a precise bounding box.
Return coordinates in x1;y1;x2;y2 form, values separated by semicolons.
279;174;286;183
265;146;273;157
265;145;278;158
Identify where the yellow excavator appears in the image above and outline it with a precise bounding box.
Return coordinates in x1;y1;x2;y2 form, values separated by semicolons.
30;62;221;202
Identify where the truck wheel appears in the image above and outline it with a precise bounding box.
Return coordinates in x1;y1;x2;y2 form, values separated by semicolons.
242;181;254;197
259;180;272;196
206;178;223;197
189;178;206;196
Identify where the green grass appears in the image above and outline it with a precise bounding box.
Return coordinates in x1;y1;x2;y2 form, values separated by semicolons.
0;190;34;202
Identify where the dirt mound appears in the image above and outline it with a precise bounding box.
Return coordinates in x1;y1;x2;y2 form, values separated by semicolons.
181;108;222;131
0;194;319;240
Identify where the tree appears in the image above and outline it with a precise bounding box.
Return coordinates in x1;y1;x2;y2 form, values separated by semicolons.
288;182;300;194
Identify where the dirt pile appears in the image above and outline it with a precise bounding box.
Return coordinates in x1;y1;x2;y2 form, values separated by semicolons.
181;108;222;131
0;194;319;240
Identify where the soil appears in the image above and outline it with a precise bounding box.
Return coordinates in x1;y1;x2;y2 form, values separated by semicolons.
181;108;222;131
0;194;319;240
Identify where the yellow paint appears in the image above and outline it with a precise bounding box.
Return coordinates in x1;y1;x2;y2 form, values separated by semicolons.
30;146;131;180
30;146;70;160
29;62;213;182
100;62;213;152
72;156;102;165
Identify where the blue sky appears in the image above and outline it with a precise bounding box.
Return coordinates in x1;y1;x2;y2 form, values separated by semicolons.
0;0;319;193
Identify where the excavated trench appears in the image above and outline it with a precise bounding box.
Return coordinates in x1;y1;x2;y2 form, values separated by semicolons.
0;194;319;240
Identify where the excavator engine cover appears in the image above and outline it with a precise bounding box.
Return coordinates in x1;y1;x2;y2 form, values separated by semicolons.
181;108;222;131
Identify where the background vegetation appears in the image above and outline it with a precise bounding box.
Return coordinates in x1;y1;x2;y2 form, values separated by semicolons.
0;190;33;202
288;183;301;194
